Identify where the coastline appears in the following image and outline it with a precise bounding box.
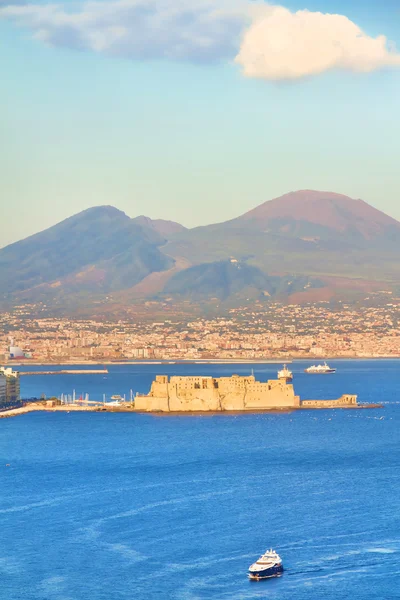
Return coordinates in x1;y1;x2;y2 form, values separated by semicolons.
5;356;400;367
138;404;384;416
0;402;384;419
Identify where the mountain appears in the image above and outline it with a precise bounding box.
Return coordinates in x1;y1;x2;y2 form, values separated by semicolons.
162;260;323;301
233;190;400;241
0;206;173;299
132;216;187;237
1;191;400;312
162;190;400;286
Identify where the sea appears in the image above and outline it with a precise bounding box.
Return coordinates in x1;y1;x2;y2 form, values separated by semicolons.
1;360;400;600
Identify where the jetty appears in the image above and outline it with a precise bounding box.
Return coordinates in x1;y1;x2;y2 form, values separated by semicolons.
0;403;135;419
19;369;108;376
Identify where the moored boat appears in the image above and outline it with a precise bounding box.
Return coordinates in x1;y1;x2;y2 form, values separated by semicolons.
107;394;123;406
277;364;293;383
248;549;283;580
304;362;336;374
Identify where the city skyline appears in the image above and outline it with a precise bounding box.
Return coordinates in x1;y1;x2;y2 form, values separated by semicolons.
2;298;400;362
2;0;400;246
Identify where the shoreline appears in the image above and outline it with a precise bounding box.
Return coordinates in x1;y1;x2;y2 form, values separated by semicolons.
139;404;384;416
0;403;384;419
5;356;400;367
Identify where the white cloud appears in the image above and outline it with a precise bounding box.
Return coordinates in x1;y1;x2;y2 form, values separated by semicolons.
235;5;400;80
2;0;400;80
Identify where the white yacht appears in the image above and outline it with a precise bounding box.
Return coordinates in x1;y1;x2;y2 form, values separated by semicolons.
305;362;336;374
107;395;123;406
248;549;284;580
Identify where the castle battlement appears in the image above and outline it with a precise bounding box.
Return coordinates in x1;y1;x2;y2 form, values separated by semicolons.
135;374;301;412
134;373;361;413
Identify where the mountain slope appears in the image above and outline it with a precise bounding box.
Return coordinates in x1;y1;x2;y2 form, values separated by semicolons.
0;206;173;296
1;190;400;311
233;190;400;240
162;260;323;301
132;215;187;237
162;190;400;283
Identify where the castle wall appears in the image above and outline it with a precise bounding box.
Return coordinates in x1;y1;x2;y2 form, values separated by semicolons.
168;376;221;411
134;375;170;411
135;374;301;412
300;395;358;409
244;379;301;409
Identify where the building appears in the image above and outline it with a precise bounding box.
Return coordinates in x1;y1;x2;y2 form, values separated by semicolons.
0;367;21;406
135;374;358;412
135;374;301;412
0;372;6;405
9;345;26;359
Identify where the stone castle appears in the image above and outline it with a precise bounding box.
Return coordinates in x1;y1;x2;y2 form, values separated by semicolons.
134;374;358;412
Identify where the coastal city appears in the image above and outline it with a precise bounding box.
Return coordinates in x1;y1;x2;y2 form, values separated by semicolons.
1;298;399;363
4;1;400;597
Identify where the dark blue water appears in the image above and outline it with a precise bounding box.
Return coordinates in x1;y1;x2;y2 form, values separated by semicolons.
1;361;400;599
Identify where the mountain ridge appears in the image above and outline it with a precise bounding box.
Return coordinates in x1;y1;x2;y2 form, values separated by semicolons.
0;205;172;296
132;215;187;237
1;190;400;311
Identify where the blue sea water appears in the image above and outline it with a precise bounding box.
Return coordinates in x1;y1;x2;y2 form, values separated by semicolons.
1;360;400;600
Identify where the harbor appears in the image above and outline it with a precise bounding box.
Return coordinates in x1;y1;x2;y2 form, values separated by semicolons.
1;360;390;419
1;363;385;417
2;359;398;600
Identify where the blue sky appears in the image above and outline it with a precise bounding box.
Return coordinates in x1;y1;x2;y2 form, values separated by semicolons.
1;0;400;246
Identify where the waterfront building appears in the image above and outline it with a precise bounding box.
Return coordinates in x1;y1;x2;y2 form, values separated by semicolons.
135;374;300;412
0;367;21;404
135;374;358;412
0;372;6;405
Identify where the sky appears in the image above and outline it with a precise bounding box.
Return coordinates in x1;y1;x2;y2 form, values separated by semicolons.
1;0;400;246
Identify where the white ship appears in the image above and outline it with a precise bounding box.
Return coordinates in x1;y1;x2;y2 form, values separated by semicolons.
277;364;293;382
304;362;336;374
107;394;123;406
248;549;284;580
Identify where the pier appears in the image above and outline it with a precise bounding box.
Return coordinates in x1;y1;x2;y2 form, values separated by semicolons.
19;369;109;376
0;403;135;418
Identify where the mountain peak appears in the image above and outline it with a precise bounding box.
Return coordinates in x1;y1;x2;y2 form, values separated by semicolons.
76;205;128;219
276;189;353;199
235;189;400;239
